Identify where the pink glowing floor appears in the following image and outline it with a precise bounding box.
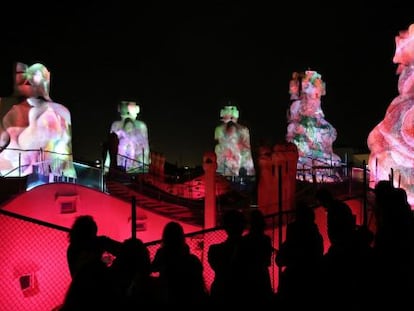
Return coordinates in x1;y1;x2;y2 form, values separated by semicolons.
0;182;369;311
1;182;202;243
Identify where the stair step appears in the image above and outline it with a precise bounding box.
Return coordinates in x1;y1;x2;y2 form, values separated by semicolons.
106;180;204;226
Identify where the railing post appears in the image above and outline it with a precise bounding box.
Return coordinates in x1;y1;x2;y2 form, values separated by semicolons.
363;160;367;227
348;161;353;197
278;164;283;290
101;157;105;192
18;153;21;177
131;196;137;239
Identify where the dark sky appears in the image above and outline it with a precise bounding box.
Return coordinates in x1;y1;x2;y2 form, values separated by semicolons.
1;2;413;166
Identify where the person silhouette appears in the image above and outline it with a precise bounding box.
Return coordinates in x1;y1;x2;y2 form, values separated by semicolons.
238;209;274;304
61;215;121;310
275;201;324;308
66;215;121;279
109;237;158;308
151;221;209;305
208;209;246;304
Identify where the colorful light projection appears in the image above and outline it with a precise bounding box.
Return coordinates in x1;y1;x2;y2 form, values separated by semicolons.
0;62;76;178
367;23;414;206
286;70;341;182
214;105;255;176
105;101;150;173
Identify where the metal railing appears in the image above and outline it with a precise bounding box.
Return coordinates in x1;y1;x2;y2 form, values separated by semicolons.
0;156;373;310
0;193;370;310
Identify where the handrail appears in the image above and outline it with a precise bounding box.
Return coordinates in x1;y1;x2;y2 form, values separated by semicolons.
0;147;75;177
109;153;150;174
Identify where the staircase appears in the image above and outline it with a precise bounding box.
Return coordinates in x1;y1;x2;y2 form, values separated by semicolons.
105;180;204;227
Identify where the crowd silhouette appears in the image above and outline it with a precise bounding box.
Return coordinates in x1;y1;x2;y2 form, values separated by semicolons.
53;182;414;309
275;200;324;308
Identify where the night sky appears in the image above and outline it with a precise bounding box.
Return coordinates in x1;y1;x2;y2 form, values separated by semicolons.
1;2;413;167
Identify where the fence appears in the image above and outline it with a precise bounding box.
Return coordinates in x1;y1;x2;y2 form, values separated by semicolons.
0;157;372;310
0;194;370;311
